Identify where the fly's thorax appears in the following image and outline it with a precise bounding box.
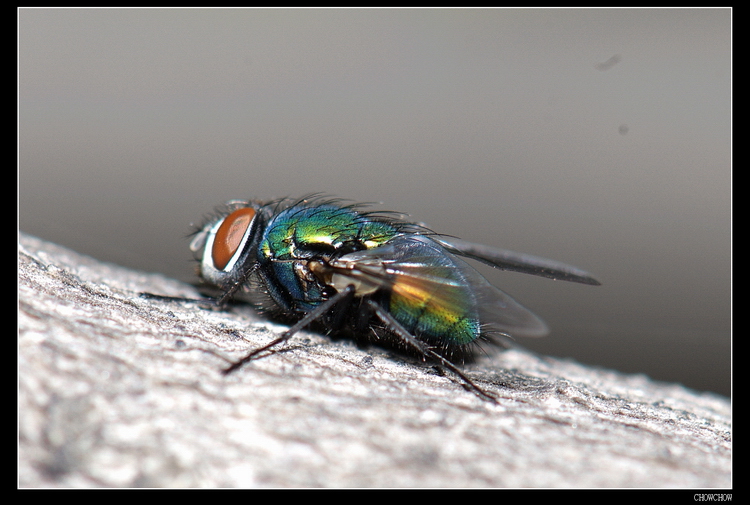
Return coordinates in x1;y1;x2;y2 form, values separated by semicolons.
258;204;399;262
252;203;401;308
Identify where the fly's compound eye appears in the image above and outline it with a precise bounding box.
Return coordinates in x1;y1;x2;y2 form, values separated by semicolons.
211;207;256;271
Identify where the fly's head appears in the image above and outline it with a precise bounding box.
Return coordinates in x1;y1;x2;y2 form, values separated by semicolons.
190;200;263;293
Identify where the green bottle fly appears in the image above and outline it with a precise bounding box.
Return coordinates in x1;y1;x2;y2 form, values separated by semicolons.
190;196;600;401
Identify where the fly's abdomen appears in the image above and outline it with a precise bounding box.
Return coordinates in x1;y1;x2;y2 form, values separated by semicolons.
390;293;480;346
388;273;481;347
376;235;483;347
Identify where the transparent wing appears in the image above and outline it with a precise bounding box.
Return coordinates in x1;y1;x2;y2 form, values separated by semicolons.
330;234;549;338
432;236;601;286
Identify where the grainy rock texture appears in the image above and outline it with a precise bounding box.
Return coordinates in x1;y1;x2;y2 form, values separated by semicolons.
19;233;731;488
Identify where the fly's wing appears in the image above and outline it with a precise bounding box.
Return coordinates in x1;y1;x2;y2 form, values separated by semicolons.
330;234;549;339
432;236;601;286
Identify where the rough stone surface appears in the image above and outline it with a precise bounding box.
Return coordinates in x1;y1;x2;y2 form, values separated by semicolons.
19;233;731;488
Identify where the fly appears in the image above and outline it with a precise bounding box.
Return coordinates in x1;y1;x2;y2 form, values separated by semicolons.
189;196;600;402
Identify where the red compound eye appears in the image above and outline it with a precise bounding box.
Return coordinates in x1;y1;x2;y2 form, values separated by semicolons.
212;207;256;270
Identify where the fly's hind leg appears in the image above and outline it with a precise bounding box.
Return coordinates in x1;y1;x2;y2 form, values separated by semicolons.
365;300;497;403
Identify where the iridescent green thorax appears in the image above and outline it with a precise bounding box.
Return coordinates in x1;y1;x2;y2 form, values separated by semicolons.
260;204;399;260
257;203;400;312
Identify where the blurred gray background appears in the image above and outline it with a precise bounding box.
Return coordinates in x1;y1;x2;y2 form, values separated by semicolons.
19;8;730;397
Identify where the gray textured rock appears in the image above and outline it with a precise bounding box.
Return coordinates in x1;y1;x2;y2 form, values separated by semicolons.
19;233;731;488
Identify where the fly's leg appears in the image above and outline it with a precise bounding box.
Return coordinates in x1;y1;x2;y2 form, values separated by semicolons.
222;285;355;374
138;292;224;311
366;300;498;403
217;263;261;306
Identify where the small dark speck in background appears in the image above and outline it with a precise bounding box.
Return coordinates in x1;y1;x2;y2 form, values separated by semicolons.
595;54;622;71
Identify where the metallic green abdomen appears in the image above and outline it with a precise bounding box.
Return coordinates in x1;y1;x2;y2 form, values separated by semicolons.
382;235;482;346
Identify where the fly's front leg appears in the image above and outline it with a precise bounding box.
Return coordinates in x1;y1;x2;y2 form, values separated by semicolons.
222;286;356;374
